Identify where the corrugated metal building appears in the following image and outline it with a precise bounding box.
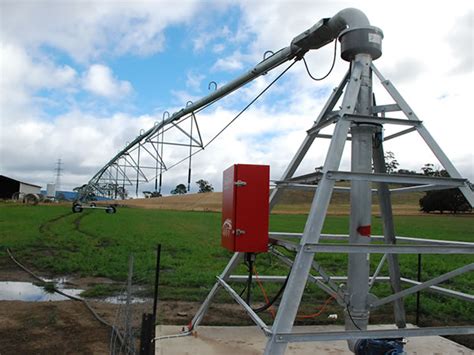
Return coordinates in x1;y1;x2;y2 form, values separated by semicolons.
0;175;42;199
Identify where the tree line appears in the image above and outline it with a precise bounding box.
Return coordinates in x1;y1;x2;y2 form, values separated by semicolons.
383;154;471;214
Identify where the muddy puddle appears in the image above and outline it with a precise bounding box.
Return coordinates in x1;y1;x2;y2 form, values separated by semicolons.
0;279;150;304
0;281;83;302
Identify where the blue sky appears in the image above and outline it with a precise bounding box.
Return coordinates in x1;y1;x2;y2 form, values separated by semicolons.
0;0;472;195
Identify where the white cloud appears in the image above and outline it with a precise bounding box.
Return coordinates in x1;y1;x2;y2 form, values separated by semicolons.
0;110;155;189
0;42;77;91
185;71;205;92
212;53;245;72
192;25;232;52
212;43;226;53
0;0;200;63
82;64;132;99
447;11;473;74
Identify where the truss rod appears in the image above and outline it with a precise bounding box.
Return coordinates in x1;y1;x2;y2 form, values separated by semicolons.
216;276;271;335
384;127;417;141
275;326;474;343
269;232;474;246
370;263;474;308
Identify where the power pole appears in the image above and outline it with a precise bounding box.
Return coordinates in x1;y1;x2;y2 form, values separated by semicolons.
55;158;63;195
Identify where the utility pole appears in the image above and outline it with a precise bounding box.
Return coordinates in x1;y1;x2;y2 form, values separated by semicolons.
55;158;63;196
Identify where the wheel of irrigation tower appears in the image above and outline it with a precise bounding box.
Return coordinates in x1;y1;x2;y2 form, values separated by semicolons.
105;205;116;214
72;203;83;213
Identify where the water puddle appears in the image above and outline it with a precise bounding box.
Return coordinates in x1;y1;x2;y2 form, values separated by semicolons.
0;281;83;302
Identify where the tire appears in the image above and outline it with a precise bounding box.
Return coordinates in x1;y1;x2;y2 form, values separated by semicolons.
72;203;83;213
89;202;96;207
24;193;39;205
105;205;116;214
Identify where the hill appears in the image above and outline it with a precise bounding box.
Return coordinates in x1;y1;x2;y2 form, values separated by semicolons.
111;189;424;215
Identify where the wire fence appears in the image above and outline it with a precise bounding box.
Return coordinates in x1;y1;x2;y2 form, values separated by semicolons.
109;255;142;355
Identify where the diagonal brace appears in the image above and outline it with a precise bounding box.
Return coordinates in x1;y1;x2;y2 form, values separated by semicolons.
370;263;474;309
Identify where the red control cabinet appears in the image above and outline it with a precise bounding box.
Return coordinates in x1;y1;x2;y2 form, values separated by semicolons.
221;164;269;253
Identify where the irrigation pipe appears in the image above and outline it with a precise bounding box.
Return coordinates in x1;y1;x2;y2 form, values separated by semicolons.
5;247;126;346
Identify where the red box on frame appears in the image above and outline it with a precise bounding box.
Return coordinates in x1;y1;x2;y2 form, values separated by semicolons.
221;164;269;253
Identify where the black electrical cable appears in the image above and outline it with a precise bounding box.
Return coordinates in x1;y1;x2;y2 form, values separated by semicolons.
251;261;293;314
302;39;337;81
346;303;362;331
245;254;254;305
164;59;297;172
252;273;289;313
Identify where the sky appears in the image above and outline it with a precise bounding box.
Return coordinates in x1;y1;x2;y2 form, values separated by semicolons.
0;0;473;196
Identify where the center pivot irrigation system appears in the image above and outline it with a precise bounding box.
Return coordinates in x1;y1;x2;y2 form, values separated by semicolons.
77;8;473;354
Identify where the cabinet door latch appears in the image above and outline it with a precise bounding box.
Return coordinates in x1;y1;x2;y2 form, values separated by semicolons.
234;180;247;187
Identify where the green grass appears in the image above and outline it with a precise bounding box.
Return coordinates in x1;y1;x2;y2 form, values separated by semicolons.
0;204;472;324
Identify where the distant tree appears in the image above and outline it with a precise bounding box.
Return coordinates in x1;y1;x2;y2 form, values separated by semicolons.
171;184;187;195
196;179;214;193
419;164;470;213
396;169;418;175
421;163;448;177
421;163;435;176
384;151;399;174
372;151;399;173
419;188;471;214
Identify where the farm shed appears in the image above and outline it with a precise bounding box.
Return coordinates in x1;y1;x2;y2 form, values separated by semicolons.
0;175;41;199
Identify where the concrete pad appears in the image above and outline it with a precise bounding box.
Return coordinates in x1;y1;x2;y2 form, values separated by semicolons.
155;324;472;355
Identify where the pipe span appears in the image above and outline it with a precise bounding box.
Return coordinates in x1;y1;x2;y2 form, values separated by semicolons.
81;8;375;202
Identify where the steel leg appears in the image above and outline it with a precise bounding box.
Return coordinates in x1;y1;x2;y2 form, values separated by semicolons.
373;129;406;328
264;62;363;355
344;55;374;352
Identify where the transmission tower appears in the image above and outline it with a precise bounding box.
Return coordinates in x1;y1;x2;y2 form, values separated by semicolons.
55;158;62;193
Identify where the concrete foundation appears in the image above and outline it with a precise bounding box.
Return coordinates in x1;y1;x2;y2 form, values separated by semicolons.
155;325;472;354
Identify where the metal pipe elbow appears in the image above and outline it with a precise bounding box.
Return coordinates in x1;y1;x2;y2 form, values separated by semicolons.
327;8;371;33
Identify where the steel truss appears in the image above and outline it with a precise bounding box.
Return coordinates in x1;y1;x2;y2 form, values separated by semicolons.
188;51;474;355
76;7;473;354
76;111;205;200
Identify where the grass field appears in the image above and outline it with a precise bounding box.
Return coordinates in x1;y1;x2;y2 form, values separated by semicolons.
0;203;472;326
